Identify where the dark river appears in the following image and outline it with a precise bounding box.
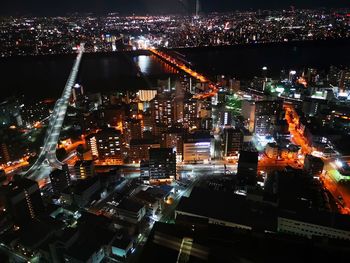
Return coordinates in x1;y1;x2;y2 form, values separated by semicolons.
0;39;349;101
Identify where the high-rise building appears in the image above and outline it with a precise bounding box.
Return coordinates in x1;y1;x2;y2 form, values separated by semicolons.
141;148;176;184
49;166;71;194
3;178;44;226
161;128;184;161
254;100;283;135
124;118;142;142
183;99;198;129
339;69;350;92
72;83;84;103
220;110;234;126
150;94;173;127
223;128;243;157
0;142;11;165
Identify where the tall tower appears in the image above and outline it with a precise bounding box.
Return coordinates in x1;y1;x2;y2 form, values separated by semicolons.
195;0;200;16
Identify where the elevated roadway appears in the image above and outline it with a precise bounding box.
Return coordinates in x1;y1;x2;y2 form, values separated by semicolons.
25;44;85;180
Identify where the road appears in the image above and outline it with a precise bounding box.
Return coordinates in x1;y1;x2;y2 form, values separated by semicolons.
322;160;350;214
284;103;350;214
25;44;85;181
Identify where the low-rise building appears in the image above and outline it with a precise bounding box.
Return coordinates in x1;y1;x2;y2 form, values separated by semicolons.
115;198;146;224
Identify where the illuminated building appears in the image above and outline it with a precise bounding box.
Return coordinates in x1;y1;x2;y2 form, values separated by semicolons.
223;128;243;157
72;83;84;102
129;139;160;163
87;128;123;163
161;128;184;160
339;69;350;92
254;100;283;135
70;160;95;179
49;166;71;194
278;211;350;240
241;100;256;133
150;94;173;127
140;148;176;184
183;132;213;163
220;110;233;126
242;100;283;135
124;118;142;142
3;178;44;226
183;98;199;129
138;89;157;102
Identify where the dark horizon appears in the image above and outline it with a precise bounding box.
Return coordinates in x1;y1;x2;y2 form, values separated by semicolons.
1;0;349;16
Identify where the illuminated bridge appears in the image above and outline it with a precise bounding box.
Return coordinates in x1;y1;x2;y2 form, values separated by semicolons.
25;44;85;181
148;49;218;99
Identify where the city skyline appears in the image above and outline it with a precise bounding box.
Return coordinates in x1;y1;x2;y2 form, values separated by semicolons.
0;1;350;262
1;0;349;15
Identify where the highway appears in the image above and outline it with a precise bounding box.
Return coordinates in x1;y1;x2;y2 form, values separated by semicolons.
24;44;85;181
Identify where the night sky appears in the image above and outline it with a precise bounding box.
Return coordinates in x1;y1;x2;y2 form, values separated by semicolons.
1;0;349;16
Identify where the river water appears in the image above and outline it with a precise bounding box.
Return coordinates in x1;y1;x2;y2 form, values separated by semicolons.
0;40;349;101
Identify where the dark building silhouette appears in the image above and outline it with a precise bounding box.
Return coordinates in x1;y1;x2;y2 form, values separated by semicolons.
49;166;71;194
237;151;259;186
3;178;44;226
304;154;324;177
141;148;176;184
